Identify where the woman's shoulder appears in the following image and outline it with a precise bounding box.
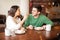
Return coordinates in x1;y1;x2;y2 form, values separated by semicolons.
7;16;13;20
7;16;12;18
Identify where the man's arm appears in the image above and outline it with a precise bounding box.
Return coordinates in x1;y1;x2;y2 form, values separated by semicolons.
43;15;53;26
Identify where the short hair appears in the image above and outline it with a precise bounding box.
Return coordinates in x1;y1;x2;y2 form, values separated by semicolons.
32;5;42;12
8;5;19;17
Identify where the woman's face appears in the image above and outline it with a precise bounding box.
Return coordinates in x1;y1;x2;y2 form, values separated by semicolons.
15;8;20;17
32;7;40;16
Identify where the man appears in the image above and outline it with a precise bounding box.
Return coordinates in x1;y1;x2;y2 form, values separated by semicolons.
24;5;53;30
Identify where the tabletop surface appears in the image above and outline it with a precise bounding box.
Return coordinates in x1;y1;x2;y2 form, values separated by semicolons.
0;27;60;40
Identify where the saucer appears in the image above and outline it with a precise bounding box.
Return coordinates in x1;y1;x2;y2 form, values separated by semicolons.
15;30;25;34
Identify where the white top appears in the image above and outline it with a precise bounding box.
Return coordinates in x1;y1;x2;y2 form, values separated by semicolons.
6;16;21;30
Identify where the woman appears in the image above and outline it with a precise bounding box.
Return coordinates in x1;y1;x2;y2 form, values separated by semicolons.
5;5;27;36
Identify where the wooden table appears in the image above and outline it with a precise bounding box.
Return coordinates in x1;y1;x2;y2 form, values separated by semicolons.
0;28;60;40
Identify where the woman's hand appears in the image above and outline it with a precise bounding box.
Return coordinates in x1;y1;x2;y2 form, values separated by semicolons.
13;17;18;24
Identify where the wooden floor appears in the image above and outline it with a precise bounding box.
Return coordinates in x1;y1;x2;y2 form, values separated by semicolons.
0;25;60;40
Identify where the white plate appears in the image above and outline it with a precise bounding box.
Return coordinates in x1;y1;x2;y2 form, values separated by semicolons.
15;30;25;34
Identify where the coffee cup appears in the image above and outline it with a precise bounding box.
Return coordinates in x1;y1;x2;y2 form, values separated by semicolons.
45;24;51;31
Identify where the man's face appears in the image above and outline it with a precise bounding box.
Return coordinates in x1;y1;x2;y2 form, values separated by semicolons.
32;8;40;16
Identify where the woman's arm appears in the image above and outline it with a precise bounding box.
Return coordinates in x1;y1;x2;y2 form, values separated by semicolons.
20;13;29;27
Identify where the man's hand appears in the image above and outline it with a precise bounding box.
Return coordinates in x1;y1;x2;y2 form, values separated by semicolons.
34;27;43;30
26;25;33;29
42;25;46;29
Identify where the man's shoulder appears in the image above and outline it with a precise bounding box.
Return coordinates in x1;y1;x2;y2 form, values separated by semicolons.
39;14;47;19
39;14;45;17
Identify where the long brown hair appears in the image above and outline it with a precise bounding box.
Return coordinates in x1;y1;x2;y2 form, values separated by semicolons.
8;5;23;20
